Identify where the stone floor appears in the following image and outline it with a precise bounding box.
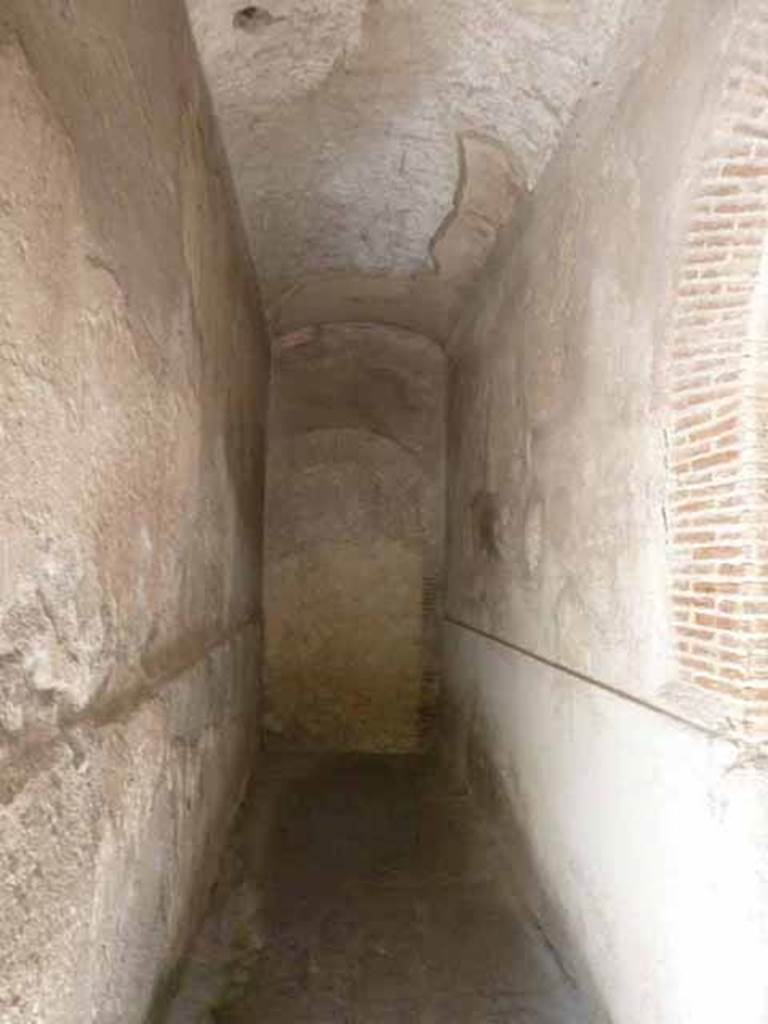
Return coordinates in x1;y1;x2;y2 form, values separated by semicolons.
164;754;587;1023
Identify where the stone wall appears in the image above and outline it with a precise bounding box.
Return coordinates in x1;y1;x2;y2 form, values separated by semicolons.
265;324;444;752
0;3;269;1020
443;0;768;1020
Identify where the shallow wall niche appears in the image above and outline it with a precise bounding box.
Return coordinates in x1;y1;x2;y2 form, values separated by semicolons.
265;323;445;752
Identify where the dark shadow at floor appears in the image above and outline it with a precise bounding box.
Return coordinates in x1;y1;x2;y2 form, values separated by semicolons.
165;754;587;1023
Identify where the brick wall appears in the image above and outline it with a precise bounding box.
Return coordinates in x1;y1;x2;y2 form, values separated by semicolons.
667;0;768;734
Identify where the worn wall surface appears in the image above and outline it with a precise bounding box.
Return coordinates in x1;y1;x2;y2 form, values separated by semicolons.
0;3;268;1021
444;628;768;1024
443;0;768;1020
265;324;444;751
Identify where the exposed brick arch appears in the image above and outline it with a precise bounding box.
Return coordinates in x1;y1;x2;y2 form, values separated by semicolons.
667;0;768;735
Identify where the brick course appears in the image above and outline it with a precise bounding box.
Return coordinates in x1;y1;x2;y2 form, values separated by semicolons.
667;3;768;734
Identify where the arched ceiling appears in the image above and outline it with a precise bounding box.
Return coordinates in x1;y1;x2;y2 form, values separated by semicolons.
187;0;641;339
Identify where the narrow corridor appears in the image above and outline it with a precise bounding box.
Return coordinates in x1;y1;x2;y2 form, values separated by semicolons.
5;2;768;1020
165;755;587;1023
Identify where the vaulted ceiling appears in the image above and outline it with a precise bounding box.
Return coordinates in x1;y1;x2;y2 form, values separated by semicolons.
187;0;640;340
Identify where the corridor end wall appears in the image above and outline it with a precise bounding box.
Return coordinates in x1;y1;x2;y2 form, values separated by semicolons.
265;324;445;752
0;3;269;1020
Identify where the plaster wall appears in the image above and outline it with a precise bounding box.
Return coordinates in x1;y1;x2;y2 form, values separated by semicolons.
0;3;269;1020
443;0;768;1019
187;0;668;329
265;324;444;751
444;625;768;1024
445;0;735;704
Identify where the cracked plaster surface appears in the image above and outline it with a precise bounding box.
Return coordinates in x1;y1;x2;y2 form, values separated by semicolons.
187;0;653;335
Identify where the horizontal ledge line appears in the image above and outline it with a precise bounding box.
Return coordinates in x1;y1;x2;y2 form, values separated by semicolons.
0;614;261;804
443;615;749;743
